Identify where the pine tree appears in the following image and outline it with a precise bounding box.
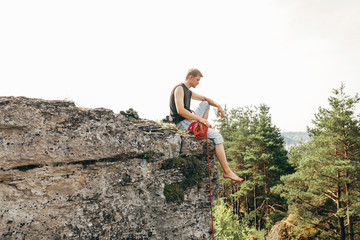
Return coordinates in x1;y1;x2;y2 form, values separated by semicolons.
215;104;291;232
275;84;360;239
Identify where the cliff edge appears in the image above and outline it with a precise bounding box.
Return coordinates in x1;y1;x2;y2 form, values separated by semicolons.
0;97;219;239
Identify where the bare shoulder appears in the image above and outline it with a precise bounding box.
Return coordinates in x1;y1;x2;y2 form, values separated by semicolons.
174;85;184;96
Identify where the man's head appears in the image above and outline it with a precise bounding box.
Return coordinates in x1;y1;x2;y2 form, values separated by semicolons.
185;68;203;80
185;68;203;88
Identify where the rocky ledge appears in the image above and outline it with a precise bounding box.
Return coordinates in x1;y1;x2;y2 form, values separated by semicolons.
0;97;219;240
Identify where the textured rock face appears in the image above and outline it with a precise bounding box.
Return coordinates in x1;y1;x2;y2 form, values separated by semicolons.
0;97;219;239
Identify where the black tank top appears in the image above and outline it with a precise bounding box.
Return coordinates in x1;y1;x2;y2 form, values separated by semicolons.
169;83;192;124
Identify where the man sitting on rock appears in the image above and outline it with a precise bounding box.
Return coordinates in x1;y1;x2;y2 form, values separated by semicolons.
169;68;243;182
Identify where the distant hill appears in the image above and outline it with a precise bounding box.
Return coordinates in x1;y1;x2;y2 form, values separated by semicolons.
281;132;311;150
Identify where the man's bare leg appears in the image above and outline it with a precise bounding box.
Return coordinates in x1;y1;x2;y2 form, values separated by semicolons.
201;103;243;182
215;143;243;182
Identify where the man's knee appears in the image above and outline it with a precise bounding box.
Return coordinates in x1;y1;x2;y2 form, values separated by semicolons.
207;128;224;145
214;136;224;145
200;100;210;110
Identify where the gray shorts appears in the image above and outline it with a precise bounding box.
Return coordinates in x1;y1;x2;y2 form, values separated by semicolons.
176;101;224;145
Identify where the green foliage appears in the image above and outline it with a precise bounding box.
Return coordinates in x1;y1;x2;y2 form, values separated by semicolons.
214;104;292;232
276;84;360;239
213;84;359;239
214;198;259;240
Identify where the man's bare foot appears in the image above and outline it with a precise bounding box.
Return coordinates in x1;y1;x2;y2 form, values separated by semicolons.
223;171;244;182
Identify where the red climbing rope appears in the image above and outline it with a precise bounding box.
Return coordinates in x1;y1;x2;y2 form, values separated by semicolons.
188;121;215;240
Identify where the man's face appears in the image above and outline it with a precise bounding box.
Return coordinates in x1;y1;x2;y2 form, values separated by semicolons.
190;75;201;88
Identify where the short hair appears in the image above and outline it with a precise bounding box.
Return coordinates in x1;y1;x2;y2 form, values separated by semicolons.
185;68;203;79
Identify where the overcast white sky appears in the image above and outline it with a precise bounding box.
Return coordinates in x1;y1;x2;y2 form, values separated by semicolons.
1;0;359;132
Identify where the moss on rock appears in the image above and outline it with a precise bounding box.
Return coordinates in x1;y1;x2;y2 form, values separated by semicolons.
164;183;184;203
163;155;206;203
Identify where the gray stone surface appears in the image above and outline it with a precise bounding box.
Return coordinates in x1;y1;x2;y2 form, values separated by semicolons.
0;97;219;240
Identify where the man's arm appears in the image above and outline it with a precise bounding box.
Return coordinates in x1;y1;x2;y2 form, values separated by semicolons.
174;86;210;125
191;92;224;118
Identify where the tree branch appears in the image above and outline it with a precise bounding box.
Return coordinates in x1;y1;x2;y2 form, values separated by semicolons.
296;196;336;213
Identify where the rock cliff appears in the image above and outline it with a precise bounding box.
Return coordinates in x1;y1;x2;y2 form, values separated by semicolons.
0;97;219;240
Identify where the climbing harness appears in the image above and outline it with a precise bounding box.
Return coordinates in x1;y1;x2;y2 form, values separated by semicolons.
188;121;215;240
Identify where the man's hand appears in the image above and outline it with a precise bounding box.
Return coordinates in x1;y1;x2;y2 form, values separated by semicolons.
198;117;211;127
217;105;224;118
